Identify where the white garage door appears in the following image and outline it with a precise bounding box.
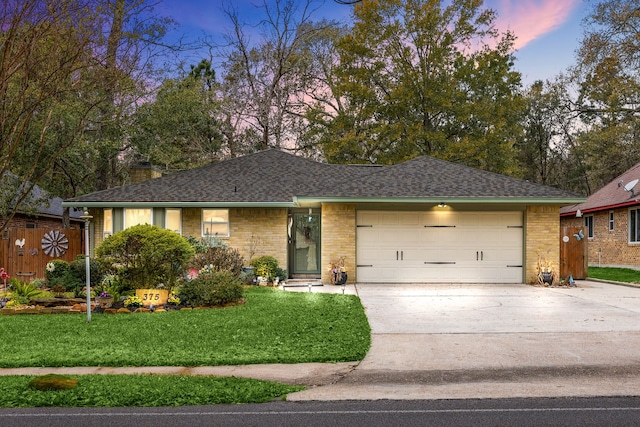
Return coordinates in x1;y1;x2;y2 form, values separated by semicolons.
356;211;523;283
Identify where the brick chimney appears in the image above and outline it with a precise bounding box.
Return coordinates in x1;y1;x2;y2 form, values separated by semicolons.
130;162;162;183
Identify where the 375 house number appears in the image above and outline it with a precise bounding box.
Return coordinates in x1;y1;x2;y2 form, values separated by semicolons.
142;292;161;302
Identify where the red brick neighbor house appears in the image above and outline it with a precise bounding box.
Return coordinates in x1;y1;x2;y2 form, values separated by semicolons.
561;162;640;270
63;149;584;284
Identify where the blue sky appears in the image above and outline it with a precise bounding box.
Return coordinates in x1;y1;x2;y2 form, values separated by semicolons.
158;0;587;85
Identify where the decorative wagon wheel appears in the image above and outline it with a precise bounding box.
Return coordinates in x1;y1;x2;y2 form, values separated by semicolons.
41;230;69;258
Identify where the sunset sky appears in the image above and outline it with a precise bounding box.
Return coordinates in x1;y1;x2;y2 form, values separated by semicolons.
158;0;587;85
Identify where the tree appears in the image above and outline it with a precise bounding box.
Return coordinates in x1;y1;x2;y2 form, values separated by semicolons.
0;0;104;231
314;0;524;171
131;59;223;171
573;0;640;187
218;0;324;154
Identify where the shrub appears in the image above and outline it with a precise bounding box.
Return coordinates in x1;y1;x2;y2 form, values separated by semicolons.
45;260;70;286
30;278;46;289
180;271;244;307
52;256;105;297
189;246;244;277
184;235;228;254
250;255;280;281
96;225;195;290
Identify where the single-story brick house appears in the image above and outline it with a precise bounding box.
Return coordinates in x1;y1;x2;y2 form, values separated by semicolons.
63;149;583;284
560;162;640;269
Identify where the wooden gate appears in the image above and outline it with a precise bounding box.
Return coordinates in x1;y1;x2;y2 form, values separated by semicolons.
559;226;588;280
0;228;83;282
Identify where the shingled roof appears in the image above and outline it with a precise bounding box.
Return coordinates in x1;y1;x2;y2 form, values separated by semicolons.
560;162;640;216
64;149;582;207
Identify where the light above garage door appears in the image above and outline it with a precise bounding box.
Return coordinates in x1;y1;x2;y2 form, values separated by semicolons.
356;211;523;283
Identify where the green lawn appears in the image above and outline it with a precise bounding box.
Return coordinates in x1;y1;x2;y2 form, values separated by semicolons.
0;287;371;368
0;287;369;407
0;375;305;407
588;266;640;283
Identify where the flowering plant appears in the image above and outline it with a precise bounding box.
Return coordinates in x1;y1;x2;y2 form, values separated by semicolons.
199;264;216;276
45;262;55;272
99;291;112;298
167;294;180;305
124;295;143;309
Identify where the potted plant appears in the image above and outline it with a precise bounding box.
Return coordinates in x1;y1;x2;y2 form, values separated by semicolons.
95;291;114;308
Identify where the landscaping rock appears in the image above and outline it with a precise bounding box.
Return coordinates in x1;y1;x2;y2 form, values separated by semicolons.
28;374;78;391
116;308;131;313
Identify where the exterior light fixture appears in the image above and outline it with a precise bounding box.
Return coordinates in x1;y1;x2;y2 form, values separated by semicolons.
437;202;447;208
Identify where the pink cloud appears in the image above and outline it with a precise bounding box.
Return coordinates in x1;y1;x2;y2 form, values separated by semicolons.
490;0;581;49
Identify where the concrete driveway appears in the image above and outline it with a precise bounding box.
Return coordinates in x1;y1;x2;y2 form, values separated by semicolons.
289;281;640;400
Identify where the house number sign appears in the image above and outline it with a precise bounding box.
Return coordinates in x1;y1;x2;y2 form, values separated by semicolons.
135;289;169;306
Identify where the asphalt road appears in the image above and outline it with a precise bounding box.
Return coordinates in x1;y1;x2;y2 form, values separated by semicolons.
2;397;640;427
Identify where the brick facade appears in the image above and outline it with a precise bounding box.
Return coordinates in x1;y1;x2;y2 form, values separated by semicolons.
525;205;561;284
1;214;81;231
87;203;564;284
227;208;288;268
321;203;356;284
562;207;640;268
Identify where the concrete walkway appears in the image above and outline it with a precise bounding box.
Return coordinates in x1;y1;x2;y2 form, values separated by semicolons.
2;281;640;401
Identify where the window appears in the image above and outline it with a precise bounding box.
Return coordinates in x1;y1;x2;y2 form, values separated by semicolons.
202;209;229;237
26;223;36;229
124;208;152;228
609;211;615;232
584;215;594;239
166;209;181;234
103;209;113;238
630;209;640;243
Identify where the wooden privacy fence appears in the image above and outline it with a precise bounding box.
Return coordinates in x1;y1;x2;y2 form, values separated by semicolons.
559;226;588;280
0;228;83;282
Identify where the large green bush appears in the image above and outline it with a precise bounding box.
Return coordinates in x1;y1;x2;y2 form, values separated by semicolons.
179;271;244;307
96;224;195;290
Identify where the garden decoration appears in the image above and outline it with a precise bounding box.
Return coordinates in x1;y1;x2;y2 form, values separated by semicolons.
329;257;348;286
0;267;9;290
41;230;69;257
15;238;25;256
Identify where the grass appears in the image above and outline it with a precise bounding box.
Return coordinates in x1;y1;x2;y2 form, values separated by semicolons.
588;266;640;283
0;375;305;407
0;286;371;367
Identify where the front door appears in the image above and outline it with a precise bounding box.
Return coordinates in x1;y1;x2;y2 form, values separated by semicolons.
289;211;321;276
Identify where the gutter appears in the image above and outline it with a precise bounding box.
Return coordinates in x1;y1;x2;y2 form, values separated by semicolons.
293;196;586;205
560;199;640;217
62;201;296;209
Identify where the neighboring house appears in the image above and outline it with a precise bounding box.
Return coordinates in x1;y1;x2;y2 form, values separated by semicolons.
1;184;85;231
63;149;583;284
560;162;640;270
1;183;85;282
